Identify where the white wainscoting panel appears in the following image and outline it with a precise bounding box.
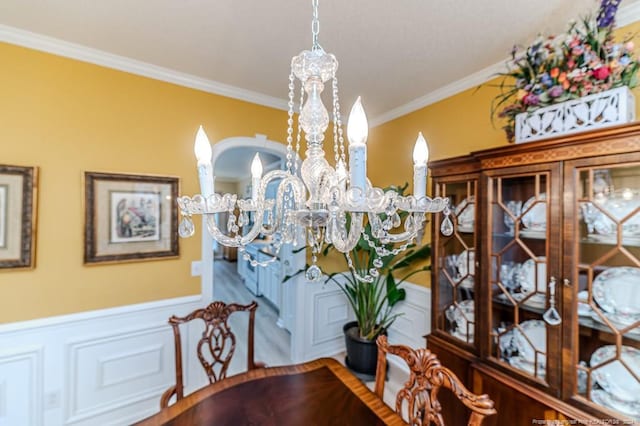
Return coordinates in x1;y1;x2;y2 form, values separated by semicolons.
294;276;355;362
0;295;206;426
0;346;43;426
65;326;174;424
291;275;431;364
387;282;431;349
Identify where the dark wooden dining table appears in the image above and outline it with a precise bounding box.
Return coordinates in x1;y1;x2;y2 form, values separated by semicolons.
134;357;406;425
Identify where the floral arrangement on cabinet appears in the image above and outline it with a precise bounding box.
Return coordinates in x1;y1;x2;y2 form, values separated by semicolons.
492;0;639;142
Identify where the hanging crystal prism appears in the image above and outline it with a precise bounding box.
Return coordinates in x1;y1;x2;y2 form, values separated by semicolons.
440;214;454;236
305;264;323;282
178;215;195;238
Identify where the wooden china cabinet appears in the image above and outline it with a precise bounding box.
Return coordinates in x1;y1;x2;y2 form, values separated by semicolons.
428;123;640;424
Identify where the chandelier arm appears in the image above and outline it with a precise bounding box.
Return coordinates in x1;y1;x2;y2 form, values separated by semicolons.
272;174;307;239
256;169;294;237
204;215;244;247
327;212;364;253
202;198;266;248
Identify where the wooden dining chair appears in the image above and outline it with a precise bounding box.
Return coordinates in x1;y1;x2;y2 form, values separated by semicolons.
375;335;496;426
160;300;265;408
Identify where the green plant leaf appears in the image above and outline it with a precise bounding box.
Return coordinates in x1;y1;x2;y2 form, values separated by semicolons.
385;274;406;306
391;243;431;270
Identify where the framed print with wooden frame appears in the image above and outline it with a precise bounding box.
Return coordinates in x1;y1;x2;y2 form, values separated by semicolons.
0;164;38;269
84;172;179;264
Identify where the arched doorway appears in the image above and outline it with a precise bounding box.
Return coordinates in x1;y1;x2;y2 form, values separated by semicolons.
206;134;305;365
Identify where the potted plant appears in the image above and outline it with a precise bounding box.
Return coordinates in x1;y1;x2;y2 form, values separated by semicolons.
322;183;431;376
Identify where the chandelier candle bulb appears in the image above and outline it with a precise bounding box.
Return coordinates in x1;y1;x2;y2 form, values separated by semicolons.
251;153;263;200
194;125;214;199
412;132;429;200
347;97;368;193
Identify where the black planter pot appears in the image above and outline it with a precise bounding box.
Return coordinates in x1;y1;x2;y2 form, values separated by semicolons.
343;321;384;376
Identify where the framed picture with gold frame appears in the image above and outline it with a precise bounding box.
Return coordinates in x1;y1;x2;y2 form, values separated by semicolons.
84;171;179;264
0;164;38;269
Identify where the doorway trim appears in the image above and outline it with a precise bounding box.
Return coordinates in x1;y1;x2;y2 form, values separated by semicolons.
201;134;292;300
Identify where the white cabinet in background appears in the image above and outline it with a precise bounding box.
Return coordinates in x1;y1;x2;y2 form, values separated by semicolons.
257;251;281;309
237;253;246;280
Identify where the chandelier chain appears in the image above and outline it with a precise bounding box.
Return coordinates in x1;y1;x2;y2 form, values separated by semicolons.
294;87;304;175
332;77;347;166
311;0;321;51
332;80;340;166
286;72;296;174
362;232;413;257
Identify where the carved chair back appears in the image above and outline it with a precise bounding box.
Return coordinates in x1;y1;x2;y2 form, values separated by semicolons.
160;300;264;408
375;336;496;426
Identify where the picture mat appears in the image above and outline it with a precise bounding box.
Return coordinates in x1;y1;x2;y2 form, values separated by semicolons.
0;185;6;248
93;179;173;257
0;174;24;260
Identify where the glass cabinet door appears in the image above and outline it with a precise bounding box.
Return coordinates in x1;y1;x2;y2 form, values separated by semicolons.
434;179;477;347
569;160;640;420
487;169;560;388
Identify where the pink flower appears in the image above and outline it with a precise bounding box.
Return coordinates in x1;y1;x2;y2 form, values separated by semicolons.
583;81;594;93
593;66;611;80
523;94;540;106
626;41;635;52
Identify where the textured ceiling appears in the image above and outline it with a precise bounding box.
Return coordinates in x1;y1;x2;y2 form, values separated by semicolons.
0;0;625;121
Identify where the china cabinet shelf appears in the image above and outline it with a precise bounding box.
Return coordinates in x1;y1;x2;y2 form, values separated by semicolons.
578;316;640;344
492;295;546;315
580;236;640;247
428;123;640;425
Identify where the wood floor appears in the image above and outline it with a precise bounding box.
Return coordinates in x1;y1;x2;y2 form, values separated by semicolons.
213;259;292;375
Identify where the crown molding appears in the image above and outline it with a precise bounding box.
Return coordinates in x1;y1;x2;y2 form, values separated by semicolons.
370;61;505;127
0;24;289;112
370;1;640;127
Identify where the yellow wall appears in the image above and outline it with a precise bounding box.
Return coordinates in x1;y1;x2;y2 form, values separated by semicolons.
0;42;288;323
2;20;639;320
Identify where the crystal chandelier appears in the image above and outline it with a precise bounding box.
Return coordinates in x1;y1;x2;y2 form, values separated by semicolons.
177;0;453;281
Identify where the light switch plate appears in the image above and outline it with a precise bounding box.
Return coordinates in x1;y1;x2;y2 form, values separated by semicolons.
191;261;202;276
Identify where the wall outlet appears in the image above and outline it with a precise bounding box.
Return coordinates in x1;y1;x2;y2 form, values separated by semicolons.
44;391;60;410
191;261;202;277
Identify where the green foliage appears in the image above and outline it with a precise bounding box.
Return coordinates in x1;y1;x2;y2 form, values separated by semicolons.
323;182;431;341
